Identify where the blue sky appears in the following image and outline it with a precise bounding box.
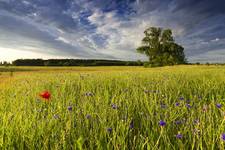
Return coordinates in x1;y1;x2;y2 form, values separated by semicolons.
0;0;225;62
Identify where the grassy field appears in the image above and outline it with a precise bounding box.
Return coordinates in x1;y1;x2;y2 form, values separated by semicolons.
0;65;225;149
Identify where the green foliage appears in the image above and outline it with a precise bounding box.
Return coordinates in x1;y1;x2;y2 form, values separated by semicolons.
137;27;187;67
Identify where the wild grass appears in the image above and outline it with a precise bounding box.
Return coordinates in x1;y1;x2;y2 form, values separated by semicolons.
0;66;225;149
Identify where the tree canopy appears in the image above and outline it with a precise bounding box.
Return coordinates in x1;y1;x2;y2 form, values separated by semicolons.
137;27;186;67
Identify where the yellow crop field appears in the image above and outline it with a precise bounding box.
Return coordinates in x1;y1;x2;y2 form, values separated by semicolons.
0;65;225;149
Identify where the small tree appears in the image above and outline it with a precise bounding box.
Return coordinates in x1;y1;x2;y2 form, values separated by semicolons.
137;27;186;67
3;61;10;67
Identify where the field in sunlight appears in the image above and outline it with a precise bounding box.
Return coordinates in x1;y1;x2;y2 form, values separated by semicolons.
0;65;225;149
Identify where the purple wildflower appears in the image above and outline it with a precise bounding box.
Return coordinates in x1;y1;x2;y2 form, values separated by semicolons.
216;103;222;109
129;120;134;129
175;102;180;106
179;97;184;100
176;134;183;139
86;114;91;119
175;120;182;125
159;120;166;127
107;128;112;133
68;106;73;111
221;133;225;141
111;104;118;109
186;104;191;109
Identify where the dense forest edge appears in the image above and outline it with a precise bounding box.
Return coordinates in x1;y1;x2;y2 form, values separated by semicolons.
0;59;225;67
0;59;144;67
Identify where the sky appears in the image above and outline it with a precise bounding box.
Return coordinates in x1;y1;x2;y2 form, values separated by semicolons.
0;0;225;63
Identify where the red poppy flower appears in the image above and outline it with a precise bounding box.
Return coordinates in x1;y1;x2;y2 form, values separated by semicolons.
39;91;51;101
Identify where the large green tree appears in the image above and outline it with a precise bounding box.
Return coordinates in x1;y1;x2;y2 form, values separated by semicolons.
137;27;186;67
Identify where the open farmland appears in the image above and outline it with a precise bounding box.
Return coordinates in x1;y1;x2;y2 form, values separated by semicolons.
0;66;225;149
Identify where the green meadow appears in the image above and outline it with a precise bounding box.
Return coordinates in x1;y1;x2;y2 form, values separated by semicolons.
0;66;225;149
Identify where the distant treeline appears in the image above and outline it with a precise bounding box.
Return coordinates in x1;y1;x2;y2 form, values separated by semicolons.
1;60;225;67
0;61;11;66
10;59;143;66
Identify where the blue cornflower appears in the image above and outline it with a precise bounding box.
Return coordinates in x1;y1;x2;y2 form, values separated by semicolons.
159;120;166;127
68;106;73;111
129;120;134;129
86;114;91;119
216;103;222;109
179;97;184;100
186;104;191;109
176;134;183;139
175;120;182;125
175;102;180;106
221;133;225;141
107;128;112;133
111;104;118;109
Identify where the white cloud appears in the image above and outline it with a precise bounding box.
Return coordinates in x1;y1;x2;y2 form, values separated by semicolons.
0;47;71;62
211;38;220;42
56;37;70;44
86;9;148;59
22;0;30;5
